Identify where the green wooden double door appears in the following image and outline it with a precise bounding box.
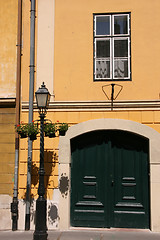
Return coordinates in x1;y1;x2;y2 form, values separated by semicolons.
71;130;150;229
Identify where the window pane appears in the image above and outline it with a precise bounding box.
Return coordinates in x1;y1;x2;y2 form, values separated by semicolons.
96;16;110;35
114;39;128;57
96;40;110;58
114;59;128;78
96;60;110;79
114;15;128;35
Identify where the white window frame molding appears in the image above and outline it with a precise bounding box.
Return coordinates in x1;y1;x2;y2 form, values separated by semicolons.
94;13;131;81
113;36;130;79
112;14;130;36
94;38;112;80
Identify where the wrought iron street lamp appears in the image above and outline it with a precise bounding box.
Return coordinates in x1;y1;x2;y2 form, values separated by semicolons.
35;82;51;111
33;82;51;240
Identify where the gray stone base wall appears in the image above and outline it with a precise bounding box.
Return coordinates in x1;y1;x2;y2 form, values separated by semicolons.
0;194;59;230
0;195;12;230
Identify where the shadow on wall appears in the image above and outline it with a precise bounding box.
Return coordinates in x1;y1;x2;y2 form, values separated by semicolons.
21;150;59;228
22;150;58;201
31;150;58;199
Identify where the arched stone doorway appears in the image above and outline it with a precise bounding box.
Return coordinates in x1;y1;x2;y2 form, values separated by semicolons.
58;119;160;231
71;130;150;229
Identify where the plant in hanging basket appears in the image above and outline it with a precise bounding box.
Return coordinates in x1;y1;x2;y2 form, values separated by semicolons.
58;122;68;136
15;122;28;138
49;132;56;138
27;121;39;141
44;123;56;138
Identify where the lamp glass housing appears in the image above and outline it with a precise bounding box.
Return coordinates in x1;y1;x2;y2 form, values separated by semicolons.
35;82;51;110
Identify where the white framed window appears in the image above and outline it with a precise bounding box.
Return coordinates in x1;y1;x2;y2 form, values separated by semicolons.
94;13;131;81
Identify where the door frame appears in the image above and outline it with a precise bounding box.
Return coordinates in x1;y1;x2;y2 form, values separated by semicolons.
58;118;160;231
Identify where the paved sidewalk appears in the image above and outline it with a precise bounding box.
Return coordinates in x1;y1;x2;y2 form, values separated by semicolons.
1;229;160;240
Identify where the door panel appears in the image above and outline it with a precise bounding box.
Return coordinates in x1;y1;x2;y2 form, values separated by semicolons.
71;130;150;229
71;133;107;227
110;132;150;228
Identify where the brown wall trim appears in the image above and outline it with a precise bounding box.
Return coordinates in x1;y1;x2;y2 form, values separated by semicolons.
22;100;160;111
0;98;16;108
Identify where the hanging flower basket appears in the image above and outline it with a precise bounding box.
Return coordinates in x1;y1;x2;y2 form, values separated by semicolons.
15;120;69;140
29;133;37;141
15;122;28;139
59;130;66;136
49;132;56;138
44;123;57;138
19;132;28;138
58;122;68;136
27;121;39;141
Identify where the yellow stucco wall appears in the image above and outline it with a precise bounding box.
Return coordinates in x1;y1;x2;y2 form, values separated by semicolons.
54;0;160;101
0;0;18;98
0;108;15;195
21;0;160;102
0;1;17;196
